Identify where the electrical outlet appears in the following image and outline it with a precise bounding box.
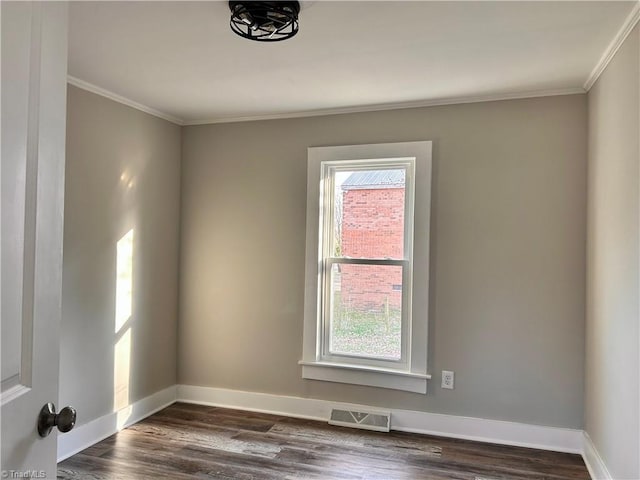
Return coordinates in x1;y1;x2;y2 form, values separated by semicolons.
441;370;454;389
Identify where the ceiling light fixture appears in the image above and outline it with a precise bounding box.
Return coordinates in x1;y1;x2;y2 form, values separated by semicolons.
229;1;300;42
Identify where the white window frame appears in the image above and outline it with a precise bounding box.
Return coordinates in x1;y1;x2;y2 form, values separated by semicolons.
319;159;414;369
300;141;432;394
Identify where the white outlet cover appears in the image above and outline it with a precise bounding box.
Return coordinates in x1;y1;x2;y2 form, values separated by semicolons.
442;370;454;389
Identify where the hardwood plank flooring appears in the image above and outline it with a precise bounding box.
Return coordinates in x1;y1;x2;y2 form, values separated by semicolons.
58;403;590;480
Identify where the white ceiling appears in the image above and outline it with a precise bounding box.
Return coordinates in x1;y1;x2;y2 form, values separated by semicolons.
68;1;637;124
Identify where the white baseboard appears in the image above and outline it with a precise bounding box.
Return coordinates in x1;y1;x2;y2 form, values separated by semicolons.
57;384;597;469
176;384;583;454
582;432;612;480
57;385;177;462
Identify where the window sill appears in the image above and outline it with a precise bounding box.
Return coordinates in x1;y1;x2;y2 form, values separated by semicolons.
299;360;430;394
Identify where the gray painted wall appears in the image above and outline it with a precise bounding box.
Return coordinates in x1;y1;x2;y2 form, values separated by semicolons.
179;95;587;428
59;85;181;426
586;25;639;479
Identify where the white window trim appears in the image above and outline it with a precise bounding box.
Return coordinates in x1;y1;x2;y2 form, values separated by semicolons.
300;141;432;394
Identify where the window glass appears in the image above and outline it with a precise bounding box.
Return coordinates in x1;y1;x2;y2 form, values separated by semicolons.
332;169;405;260
329;263;402;360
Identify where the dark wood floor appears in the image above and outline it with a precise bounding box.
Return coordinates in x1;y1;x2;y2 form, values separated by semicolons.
58;402;590;480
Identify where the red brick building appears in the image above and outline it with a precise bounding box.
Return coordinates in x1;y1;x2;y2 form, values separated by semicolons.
340;170;405;311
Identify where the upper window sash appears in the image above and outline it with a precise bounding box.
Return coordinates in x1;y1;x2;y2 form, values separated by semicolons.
319;159;415;263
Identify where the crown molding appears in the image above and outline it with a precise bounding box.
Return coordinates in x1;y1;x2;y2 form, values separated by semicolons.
67;75;184;125
584;1;640;91
183;87;585;126
67;75;584;127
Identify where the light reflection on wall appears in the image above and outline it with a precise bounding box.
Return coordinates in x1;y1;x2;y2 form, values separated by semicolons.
114;229;134;428
115;229;134;333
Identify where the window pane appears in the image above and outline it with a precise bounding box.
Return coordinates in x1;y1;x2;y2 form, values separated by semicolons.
329;263;402;360
334;168;405;259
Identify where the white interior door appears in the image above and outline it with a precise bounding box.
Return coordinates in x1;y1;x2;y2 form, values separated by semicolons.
1;2;69;477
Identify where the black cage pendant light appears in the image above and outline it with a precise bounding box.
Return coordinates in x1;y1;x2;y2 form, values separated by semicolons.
229;1;300;42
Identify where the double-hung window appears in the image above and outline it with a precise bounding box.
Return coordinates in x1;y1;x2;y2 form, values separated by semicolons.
301;141;432;394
